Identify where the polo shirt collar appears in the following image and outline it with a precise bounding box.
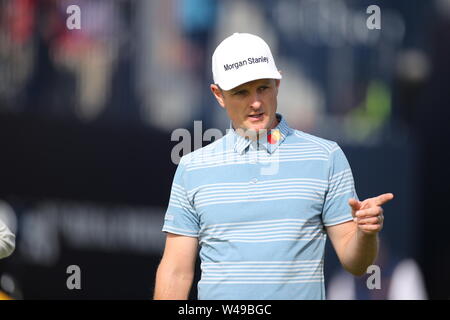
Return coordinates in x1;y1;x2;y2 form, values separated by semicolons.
229;113;292;155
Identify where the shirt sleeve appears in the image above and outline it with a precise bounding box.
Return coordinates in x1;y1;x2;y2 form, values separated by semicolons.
0;219;15;259
162;160;200;237
322;143;359;227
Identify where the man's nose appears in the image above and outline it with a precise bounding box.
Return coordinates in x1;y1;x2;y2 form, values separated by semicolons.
249;92;263;109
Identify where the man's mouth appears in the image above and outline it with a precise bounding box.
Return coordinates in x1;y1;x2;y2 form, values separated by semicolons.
248;113;264;121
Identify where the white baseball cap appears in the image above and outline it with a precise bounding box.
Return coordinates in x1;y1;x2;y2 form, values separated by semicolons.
212;33;282;91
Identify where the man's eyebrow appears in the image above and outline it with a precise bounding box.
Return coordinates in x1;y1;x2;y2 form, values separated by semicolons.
229;80;272;94
230;87;247;94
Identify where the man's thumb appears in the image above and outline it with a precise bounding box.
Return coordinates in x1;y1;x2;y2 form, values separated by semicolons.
348;198;360;211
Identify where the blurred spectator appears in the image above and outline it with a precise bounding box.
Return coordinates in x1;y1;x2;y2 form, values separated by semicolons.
0;0;37;112
177;0;218;127
55;0;122;122
0;0;130;122
135;0;215;130
20;0;75;117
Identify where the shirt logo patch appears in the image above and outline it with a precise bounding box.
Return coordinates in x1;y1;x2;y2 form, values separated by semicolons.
267;129;281;145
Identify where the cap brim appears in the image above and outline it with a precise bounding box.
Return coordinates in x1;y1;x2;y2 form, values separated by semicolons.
217;70;282;91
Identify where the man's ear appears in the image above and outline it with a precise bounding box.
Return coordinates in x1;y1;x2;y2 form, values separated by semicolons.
275;79;281;89
274;78;281;96
210;84;226;108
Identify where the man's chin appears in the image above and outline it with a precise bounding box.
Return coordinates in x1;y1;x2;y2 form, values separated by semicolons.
241;122;271;136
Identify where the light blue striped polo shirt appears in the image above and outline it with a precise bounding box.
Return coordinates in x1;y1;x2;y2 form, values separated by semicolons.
162;113;358;300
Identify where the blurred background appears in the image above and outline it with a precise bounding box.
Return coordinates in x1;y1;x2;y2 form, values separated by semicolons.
0;0;449;299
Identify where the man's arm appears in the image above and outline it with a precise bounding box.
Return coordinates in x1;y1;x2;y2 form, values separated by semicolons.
326;193;393;277
154;233;198;300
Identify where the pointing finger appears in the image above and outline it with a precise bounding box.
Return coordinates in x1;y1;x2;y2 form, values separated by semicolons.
374;193;394;206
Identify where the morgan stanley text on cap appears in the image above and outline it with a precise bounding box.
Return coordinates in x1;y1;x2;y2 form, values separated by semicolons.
212;33;282;91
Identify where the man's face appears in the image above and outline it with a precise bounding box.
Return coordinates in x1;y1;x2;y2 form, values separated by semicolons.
211;78;281;134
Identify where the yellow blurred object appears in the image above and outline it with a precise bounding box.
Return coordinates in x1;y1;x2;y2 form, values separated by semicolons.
0;291;13;300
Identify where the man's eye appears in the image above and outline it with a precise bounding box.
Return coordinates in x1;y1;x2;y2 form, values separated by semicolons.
259;86;269;91
234;90;246;96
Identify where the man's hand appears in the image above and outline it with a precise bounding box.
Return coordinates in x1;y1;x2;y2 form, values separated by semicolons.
348;193;394;236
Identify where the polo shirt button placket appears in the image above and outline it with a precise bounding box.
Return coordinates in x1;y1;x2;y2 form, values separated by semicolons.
248;142;258;165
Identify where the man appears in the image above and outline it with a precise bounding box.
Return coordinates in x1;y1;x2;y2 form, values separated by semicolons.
154;33;393;299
